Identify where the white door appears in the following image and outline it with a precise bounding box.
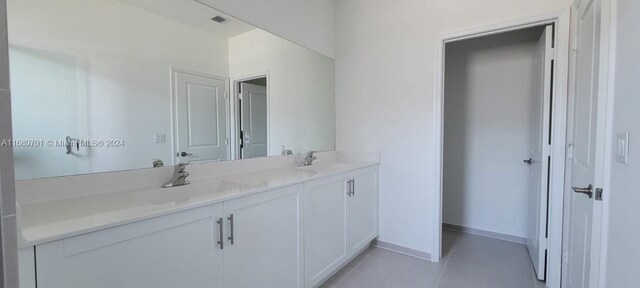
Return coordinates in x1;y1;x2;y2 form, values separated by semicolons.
303;174;349;287
527;25;554;281
240;83;268;158
565;0;604;287
175;71;228;163
223;184;303;288
346;167;379;253
9;47;89;179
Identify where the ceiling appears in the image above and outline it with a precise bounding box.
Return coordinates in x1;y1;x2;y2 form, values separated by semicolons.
118;0;256;38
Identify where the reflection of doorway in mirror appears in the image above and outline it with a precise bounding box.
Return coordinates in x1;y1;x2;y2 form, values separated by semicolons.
9;46;92;180
230;74;269;160
172;68;230;165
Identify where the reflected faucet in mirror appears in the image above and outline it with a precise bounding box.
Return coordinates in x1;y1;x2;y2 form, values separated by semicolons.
303;151;318;166
162;163;190;188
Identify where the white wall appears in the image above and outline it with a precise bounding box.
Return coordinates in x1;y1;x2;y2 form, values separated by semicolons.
229;29;335;156
335;0;571;254
604;0;640;286
8;0;230;179
0;0;20;285
197;0;335;59
443;29;541;238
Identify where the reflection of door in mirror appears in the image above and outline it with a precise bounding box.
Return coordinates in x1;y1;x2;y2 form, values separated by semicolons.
10;46;91;179
239;80;268;159
173;71;229;164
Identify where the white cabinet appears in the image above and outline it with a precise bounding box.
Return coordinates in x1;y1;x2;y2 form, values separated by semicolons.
28;165;378;288
36;204;224;288
223;184;303;288
304;166;379;288
303;174;349;287
346;166;379;254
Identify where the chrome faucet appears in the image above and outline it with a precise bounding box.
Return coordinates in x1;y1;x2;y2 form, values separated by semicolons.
162;163;190;188
303;151;318;166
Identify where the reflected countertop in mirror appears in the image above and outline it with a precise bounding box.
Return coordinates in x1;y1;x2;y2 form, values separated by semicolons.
7;0;335;180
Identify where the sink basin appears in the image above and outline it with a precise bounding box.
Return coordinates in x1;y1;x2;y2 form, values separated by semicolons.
296;162;352;173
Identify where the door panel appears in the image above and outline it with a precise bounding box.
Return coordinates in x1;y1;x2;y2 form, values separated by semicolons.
347;167;378;253
175;71;228;163
566;0;602;287
240;82;268;159
304;174;349;287
527;25;554;281
36;205;223;288
223;184;303;288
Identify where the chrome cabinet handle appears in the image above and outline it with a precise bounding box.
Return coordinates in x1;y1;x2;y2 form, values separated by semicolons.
347;179;354;197
572;185;593;198
351;178;356;196
216;217;224;250
347;179;352;197
228;214;235;245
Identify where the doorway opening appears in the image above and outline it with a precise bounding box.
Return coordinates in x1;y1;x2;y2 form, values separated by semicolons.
434;11;571;288
230;74;269;160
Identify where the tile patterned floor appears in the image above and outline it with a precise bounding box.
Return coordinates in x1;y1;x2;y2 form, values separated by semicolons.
320;230;546;288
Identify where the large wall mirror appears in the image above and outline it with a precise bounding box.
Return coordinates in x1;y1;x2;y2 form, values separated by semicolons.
7;0;336;180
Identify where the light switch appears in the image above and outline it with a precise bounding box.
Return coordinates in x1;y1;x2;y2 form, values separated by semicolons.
616;132;630;164
154;133;166;144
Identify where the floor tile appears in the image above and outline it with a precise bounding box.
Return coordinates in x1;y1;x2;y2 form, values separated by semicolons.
353;255;398;280
447;250;489;271
336;270;388;288
435;279;474;288
441;263;487;287
318;232;545;288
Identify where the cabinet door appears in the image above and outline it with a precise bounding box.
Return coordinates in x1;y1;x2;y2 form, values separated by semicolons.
36;204;224;288
347;166;379;253
223;184;303;288
303;173;349;288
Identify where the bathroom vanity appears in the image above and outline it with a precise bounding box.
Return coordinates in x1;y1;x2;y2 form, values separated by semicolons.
17;153;379;288
6;0;361;287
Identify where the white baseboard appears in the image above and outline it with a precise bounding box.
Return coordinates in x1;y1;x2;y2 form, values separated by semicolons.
372;240;432;260
443;223;527;244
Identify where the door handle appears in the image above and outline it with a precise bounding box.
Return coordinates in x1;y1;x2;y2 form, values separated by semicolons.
216;217;224;250
180;151;193;157
523;158;533;165
227;214;235;245
572;185;593;198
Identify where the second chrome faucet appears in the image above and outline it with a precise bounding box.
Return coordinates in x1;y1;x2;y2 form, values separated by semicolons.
162;163;190;188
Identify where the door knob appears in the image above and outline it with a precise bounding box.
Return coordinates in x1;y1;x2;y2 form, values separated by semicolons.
180;151;193;157
572;185;593;198
523;158;533;165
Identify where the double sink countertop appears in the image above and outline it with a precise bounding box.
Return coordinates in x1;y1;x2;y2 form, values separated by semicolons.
16;160;378;248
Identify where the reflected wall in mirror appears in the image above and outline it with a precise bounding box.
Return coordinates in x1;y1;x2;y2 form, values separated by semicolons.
7;0;335;180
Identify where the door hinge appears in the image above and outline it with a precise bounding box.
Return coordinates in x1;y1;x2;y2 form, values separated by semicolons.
225;138;229;146
545;145;552;157
571;37;578;51
224;92;229;99
595;188;603;201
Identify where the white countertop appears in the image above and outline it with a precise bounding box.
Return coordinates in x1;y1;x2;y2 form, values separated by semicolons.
17;161;378;248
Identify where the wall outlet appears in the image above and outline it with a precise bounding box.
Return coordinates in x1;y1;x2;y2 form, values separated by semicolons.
154;133;166;144
616;132;630;164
